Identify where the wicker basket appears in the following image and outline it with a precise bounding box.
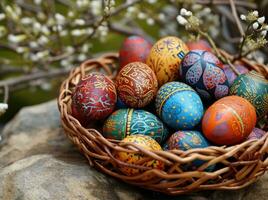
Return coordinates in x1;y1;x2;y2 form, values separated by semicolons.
58;52;268;195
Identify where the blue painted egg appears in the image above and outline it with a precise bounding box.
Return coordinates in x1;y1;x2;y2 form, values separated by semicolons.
155;82;204;130
164;131;214;171
180;50;229;100
103;109;169;144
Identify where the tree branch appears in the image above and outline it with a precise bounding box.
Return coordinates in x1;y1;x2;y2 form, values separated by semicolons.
229;0;244;36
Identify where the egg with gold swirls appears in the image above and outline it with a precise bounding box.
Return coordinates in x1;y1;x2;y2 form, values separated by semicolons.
116;62;158;108
115;134;164;176
119;35;152;69
202;96;257;145
180;50;229;100
71;73;117;121
155;82;204;130
146;36;189;86
164;131;214;171
103;109;169;144
230;71;268;118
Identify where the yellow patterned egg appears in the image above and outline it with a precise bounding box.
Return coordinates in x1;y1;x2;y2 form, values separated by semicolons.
115;134;164;176
146;36;189;86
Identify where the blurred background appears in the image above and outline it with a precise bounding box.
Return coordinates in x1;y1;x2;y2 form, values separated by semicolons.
0;0;267;125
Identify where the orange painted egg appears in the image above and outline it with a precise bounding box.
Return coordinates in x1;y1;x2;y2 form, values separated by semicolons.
202;96;257;145
115;134;164;176
116;62;158;108
146;36;189;86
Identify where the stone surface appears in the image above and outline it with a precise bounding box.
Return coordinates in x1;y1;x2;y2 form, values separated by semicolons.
0;100;267;200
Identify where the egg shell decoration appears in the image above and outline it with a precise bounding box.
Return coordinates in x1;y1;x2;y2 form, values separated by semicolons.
115;134;164;176
119;35;152;69
72;73;117;121
164;131;214;171
103;109;169;144
155;82;204;130
116;62;158;108
146;36;189;86
202;96;257;145
247;128;267;140
223;64;249;86
180;50;229;100
230;71;268;118
186;40;212;52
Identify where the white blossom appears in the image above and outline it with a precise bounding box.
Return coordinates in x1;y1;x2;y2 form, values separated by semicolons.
253;10;259;17
176;15;188;25
264;25;268;30
55;13;65;24
60;30;68;36
34;0;42;5
16;47;28;53
29;41;39;48
36;50;49;59
257;16;265;24
74;19;86;26
240;14;246;21
66;46;75;53
261;30;267;37
81;43;91;53
6;6;18;20
146;18;155;25
90;1;102;15
147;0;157;4
180;8;188;16
0;103;8;115
38;36;49;45
8;34;27;43
71;29;85;36
78;54;87;61
68;11;75;18
127;6;136;13
158;13;165;21
41;26;50;35
185;11;192;17
86;28;94;35
252;22;259;30
0;13;6;21
33;22;41;30
138;12;146;19
21;17;33;25
203;7;211;14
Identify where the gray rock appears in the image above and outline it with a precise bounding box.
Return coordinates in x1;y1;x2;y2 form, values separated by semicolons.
0;100;267;200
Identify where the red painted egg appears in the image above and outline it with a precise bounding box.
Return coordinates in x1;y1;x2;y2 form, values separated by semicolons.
116;62;158;108
119;35;152;70
202;96;257;145
186;40;212;52
72;73;117;121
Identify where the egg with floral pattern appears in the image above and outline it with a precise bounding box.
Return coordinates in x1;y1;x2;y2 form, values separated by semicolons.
119;35;152;69
202;96;257;145
115;134;164;176
164;131;214;171
103;109;169;144
72;73;117;121
180;50;229;100
116;62;158;108
146;36;189;86
155;82;204;130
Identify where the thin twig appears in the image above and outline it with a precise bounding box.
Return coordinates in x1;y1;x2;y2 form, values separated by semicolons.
229;0;244;36
3;85;9;104
195;0;256;9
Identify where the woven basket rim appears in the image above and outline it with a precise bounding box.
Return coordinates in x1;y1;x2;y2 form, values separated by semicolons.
58;51;268;195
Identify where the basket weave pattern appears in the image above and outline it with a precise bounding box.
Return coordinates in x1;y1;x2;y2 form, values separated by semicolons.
58;52;268;195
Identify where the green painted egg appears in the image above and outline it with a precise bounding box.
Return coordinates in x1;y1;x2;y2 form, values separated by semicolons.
230;71;268;118
103;109;169;144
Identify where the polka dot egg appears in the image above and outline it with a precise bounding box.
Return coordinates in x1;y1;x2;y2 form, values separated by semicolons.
155;82;204;130
115;134;164;176
103;109;169;144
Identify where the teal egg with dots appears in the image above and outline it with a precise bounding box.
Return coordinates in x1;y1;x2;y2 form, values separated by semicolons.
155;82;204;130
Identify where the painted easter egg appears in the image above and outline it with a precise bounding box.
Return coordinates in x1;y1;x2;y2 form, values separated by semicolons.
146;36;189;86
103;109;169;144
180;50;229;100
116;62;158;108
202;96;257;145
164;131;214;171
247;127;267;140
155;82;204;130
119;35;152;69
186;40;212;52
223;64;249;86
230;71;268;118
72;73;117;121
115;134;164;176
